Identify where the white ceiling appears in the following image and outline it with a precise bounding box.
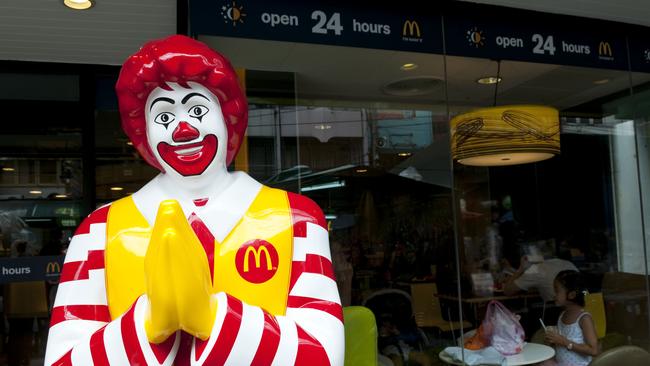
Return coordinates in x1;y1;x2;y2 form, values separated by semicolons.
0;0;176;65
460;0;650;27
203;35;650;111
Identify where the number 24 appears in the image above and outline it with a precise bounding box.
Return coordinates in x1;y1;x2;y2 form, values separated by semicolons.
311;10;344;35
532;34;556;55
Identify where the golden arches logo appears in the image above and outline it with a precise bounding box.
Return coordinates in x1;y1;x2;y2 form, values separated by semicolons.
243;245;272;272
598;42;612;57
403;20;421;38
236;240;278;283
46;262;60;274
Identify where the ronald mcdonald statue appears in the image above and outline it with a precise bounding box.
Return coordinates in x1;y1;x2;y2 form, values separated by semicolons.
45;35;344;366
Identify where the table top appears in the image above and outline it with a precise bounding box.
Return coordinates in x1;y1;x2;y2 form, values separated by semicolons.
439;343;555;365
436;292;540;304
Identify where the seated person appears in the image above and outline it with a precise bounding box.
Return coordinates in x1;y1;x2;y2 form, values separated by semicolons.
503;255;578;302
544;270;599;366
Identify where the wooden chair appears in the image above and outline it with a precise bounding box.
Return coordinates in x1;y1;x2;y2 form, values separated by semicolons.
410;283;472;333
590;345;650;366
343;306;378;366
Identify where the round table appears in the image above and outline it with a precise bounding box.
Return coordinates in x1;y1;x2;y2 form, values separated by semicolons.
439;343;555;365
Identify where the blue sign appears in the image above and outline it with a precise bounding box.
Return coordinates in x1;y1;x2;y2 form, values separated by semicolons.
190;0;443;54
0;255;64;284
443;8;629;71
628;33;650;73
190;0;650;72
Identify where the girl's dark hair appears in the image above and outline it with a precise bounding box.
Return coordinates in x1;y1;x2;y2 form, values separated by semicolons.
555;270;586;306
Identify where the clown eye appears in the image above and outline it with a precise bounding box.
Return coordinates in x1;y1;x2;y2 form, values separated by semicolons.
188;105;209;119
154;112;175;126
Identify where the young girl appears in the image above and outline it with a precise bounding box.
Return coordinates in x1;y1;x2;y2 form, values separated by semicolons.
544;270;599;365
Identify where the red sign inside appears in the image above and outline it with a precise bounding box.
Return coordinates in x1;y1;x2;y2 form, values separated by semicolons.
235;239;279;284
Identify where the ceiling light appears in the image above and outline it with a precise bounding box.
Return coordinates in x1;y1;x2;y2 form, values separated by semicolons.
450;105;560;166
2;167;15;172
356;168;368;173
64;0;93;10
55;194;68;198
29;190;42;195
398;152;412;157
477;76;502;85
314;124;332;130
325;214;338;220
110;186;124;191
126;141;133;146
593;79;609;85
400;63;418;71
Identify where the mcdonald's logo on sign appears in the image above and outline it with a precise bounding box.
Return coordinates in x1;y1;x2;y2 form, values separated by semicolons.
402;20;422;43
236;239;279;283
598;41;614;60
46;261;61;276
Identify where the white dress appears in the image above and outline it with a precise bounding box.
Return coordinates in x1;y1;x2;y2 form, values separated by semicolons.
555;311;592;366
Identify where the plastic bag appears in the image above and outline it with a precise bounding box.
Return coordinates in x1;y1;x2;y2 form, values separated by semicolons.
481;300;525;355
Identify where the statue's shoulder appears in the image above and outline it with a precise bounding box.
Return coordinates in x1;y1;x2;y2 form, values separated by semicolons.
284;191;326;230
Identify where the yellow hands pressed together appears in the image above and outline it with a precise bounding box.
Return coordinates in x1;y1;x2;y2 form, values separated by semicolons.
144;200;217;343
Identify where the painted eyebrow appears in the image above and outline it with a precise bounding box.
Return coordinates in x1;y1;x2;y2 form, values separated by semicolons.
182;92;210;104
150;97;175;111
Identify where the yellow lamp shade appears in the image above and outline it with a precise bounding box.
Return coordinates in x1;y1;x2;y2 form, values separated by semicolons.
450;105;560;166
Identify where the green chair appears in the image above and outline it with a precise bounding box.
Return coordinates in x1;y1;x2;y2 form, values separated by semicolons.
343;306;378;366
590;345;650;366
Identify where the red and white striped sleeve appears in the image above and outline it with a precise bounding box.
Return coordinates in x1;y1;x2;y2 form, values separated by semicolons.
44;205;180;366
189;193;344;366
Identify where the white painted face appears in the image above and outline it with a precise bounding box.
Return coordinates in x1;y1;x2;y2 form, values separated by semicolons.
145;82;228;177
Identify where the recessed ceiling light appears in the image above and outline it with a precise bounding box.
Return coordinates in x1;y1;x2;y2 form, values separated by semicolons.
29;190;42;195
64;0;93;10
400;63;418;71
55;194;68;198
2;167;15;172
356;168;368;173
110;186;124;191
477;76;502;85
398;152;412;157
593;79;609;85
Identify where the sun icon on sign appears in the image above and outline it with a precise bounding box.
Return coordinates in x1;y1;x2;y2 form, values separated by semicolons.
466;27;485;48
221;1;246;27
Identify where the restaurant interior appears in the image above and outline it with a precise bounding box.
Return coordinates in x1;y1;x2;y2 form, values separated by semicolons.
2;28;650;365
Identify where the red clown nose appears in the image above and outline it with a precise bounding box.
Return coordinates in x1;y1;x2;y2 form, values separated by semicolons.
172;122;200;142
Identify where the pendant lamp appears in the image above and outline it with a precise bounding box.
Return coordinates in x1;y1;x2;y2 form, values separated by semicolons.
450;61;560;166
450;104;560;166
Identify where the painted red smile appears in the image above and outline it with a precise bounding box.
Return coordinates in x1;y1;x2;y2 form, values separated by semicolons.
157;134;218;176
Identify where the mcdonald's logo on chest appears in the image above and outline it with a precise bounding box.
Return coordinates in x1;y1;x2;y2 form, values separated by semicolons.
235;239;279;284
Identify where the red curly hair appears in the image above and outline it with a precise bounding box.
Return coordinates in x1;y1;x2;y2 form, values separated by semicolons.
116;35;248;171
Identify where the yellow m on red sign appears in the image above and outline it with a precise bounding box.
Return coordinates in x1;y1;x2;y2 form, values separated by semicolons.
243;245;272;272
